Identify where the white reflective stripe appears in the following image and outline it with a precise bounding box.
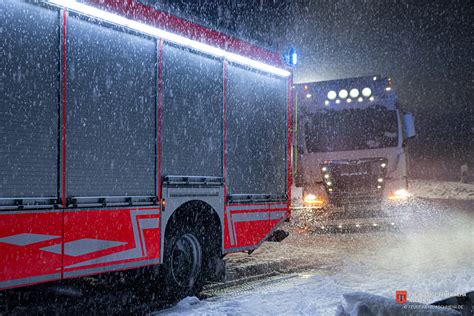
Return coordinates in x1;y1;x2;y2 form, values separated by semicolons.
227;204;287;211
232;211;268;223
64;258;160;278
0;233;60;246
269;211;286;220
0;273;61;289
47;0;291;77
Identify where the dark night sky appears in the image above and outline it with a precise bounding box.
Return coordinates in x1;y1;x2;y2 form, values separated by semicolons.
286;0;473;166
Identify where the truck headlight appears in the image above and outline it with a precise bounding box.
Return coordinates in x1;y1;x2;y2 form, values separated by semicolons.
388;189;410;200
304;194;324;205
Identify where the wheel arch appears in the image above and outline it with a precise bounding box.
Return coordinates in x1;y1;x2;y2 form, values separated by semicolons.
160;198;224;261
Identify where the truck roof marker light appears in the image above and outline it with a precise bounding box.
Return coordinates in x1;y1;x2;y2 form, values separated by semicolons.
327;90;337;100
47;0;291;77
338;89;348;99
362;87;372;97
350;88;359;98
347;98;352;103
358;97;363;102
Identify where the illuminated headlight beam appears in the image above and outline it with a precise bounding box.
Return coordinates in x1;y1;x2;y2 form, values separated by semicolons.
48;0;291;77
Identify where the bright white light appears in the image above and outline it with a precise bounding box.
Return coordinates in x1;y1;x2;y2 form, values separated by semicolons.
324;100;330;106
338;89;348;99
373;76;377;81
394;189;410;198
349;88;359;98
335;99;340;104
381;163;386;168
356;224;360;228
327;90;337;100
328;188;333;192
373;223;378;227
324;174;330;179
362;87;372;97
377;185;382;189
378;178;383;183
48;0;291;77
306;93;312;98
347;98;352;103
358;97;363;102
321;167;327;172
338;225;342;229
226;52;291;77
385;87;392;91
326;181;332;186
391;222;395;226
369;96;374;101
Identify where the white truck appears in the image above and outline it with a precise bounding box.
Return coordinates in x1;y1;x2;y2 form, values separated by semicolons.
293;76;416;229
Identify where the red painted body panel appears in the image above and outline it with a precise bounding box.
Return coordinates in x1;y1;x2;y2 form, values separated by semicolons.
0;211;63;288
223;204;289;251
231;210;270;248
0;208;159;289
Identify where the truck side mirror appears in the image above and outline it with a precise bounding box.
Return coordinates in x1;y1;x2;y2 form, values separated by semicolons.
403;112;416;139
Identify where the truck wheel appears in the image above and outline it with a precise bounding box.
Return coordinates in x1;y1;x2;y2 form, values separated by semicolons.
162;226;204;300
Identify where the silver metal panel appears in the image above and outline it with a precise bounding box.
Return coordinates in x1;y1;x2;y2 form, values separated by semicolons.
161;44;224;178
226;65;288;196
66;16;156;197
0;0;59;199
160;185;225;257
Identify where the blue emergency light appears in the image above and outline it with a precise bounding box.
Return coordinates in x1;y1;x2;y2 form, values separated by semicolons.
284;48;297;66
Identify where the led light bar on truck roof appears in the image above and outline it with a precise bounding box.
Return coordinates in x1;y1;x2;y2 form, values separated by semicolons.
47;0;291;77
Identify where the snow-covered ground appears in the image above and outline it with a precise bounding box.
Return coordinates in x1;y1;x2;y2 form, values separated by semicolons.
159;198;473;315
410;180;474;200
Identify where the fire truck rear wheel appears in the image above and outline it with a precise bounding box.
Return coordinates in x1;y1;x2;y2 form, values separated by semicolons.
161;224;205;300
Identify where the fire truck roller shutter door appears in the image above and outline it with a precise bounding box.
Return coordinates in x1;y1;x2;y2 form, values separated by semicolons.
226;65;288;196
0;0;59;201
160;43;224;178
66;15;156;198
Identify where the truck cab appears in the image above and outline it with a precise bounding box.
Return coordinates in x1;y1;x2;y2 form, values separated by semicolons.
294;76;416;215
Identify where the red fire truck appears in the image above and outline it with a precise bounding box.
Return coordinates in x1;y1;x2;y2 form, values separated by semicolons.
0;0;292;296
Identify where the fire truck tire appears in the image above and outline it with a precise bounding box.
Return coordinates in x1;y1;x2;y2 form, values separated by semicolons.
161;225;204;300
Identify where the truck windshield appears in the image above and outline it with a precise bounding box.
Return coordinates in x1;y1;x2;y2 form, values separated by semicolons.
304;106;399;153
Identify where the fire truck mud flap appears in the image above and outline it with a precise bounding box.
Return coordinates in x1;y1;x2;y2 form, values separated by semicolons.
266;229;290;242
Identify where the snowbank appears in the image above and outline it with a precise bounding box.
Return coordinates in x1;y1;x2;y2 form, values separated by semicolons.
409;180;474;200
336;292;460;316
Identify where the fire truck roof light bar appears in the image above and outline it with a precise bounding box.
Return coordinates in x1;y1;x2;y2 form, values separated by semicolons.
48;0;291;77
